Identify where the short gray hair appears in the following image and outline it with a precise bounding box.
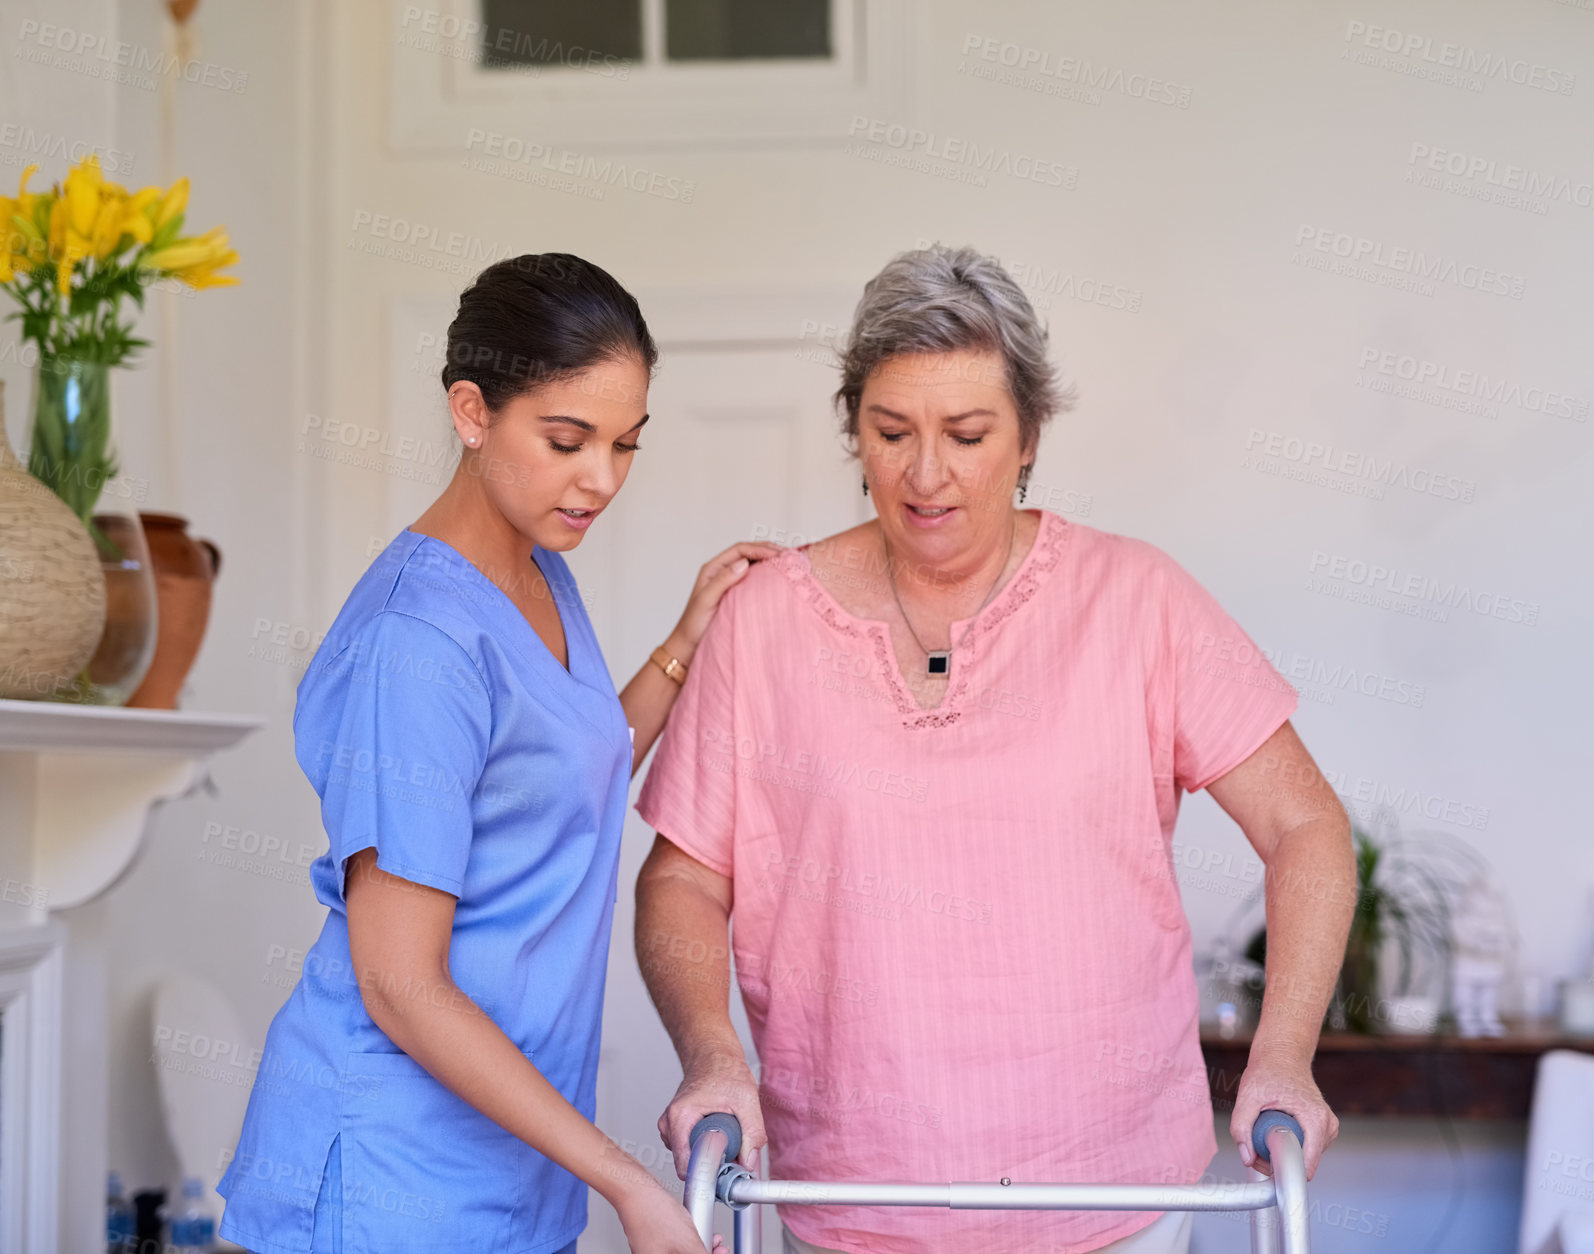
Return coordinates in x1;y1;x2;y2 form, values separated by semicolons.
834;243;1076;455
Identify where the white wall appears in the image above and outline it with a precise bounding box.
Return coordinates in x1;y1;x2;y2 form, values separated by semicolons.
3;0;1591;1250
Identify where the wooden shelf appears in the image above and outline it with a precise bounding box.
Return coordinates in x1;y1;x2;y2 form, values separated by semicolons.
1201;1022;1594;1119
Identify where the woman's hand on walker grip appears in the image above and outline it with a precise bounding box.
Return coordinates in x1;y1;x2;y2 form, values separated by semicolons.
660;1047;767;1180
1230;1048;1338;1180
666;541;783;663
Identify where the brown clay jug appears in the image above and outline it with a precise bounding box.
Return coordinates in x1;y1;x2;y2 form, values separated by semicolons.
125;512;221;709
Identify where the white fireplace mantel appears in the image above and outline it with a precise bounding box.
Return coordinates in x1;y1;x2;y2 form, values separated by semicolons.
0;697;264;913
0;696;264;1250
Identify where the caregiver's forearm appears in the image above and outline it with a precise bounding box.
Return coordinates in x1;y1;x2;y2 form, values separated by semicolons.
1252;812;1356;1062
619;627;697;775
635;856;741;1068
358;965;654;1205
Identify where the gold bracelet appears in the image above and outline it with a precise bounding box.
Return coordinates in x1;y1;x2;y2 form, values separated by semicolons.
650;645;689;686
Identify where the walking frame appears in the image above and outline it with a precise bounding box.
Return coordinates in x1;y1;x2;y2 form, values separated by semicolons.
683;1108;1311;1253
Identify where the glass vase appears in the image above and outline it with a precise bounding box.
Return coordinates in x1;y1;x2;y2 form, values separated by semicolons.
27;357;158;705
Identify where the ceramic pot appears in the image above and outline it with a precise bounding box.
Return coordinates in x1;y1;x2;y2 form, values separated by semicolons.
126;513;221;710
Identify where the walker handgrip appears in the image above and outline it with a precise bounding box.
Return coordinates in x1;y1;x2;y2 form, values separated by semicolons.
689;1113;743;1163
1250;1109;1305;1164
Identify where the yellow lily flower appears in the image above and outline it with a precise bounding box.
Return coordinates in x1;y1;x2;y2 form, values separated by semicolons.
0;158;239;373
154;177;189;232
90;194;127;259
122;187;160;243
47;196;67;257
182;258;240;289
50;221;81;295
145;225;239;288
14;163;42;218
63;154;105;237
0;185;21;283
5;165;50;274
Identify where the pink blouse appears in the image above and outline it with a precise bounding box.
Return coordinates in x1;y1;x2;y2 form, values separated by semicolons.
636;509;1298;1253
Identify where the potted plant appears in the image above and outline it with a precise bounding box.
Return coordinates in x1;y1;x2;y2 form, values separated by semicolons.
0;155;237;703
1242;821;1491;1035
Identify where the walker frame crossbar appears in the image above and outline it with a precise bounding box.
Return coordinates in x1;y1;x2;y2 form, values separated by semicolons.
683;1109;1311;1253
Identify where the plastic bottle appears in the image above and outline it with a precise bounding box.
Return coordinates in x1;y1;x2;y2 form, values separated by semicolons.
169;1177;216;1252
106;1171;134;1253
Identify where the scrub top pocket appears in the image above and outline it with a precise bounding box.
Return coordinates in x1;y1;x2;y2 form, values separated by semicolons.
338;1050;524;1253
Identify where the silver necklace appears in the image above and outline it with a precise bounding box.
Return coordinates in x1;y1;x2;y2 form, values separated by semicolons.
880;518;1017;676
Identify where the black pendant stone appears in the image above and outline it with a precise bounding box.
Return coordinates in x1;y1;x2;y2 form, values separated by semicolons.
926;651;950;675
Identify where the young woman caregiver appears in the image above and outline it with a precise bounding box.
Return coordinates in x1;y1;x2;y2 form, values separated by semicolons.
218;253;773;1254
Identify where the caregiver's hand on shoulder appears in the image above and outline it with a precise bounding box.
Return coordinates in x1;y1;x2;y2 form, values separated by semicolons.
666;542;783;663
659;1047;767;1180
1230;1047;1338;1181
615;1173;725;1253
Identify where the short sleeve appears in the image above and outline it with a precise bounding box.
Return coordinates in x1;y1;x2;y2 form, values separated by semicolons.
1161;553;1298;794
294;610;491;899
634;588;738;878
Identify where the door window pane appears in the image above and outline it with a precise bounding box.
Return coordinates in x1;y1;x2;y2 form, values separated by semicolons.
480;0;642;67
666;0;831;60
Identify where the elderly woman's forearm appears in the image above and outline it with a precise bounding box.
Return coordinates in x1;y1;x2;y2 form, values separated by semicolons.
635;866;742;1067
1251;812;1356;1061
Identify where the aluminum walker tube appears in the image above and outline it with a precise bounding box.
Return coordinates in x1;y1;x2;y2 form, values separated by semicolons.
686;1109;1312;1254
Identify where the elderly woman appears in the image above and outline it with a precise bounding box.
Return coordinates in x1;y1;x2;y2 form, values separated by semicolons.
633;244;1355;1254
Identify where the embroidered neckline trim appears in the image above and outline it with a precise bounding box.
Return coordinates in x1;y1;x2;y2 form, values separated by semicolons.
776;510;1072;729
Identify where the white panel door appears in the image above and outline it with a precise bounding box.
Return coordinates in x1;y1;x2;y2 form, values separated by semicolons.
571;338;865;1254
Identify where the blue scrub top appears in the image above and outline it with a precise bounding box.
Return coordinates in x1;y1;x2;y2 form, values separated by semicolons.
218;529;632;1254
